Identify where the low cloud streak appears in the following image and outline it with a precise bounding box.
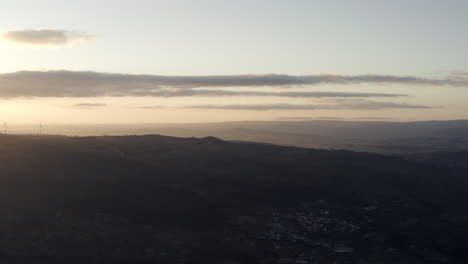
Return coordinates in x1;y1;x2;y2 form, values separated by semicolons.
276;116;393;121
131;89;405;98
135;105;166;109
2;30;92;46
184;100;437;111
68;103;106;109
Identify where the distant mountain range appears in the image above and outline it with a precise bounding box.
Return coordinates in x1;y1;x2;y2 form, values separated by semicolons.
8;119;468;154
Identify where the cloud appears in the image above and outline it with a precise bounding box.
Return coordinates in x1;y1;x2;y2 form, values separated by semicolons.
135;105;166;109
277;116;392;121
68;103;106;109
2;30;92;46
0;70;466;98
277;116;393;121
184;99;437;111
130;89;405;98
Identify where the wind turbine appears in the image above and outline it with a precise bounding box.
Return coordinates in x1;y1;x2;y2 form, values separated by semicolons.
39;123;43;135
3;122;6;135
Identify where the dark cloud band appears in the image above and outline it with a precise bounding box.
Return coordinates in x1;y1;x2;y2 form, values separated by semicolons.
0;70;465;98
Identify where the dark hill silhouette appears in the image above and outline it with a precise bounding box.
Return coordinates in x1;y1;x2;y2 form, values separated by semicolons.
0;134;467;263
404;151;468;169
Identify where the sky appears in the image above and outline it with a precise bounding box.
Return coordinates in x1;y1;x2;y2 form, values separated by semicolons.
0;0;467;124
